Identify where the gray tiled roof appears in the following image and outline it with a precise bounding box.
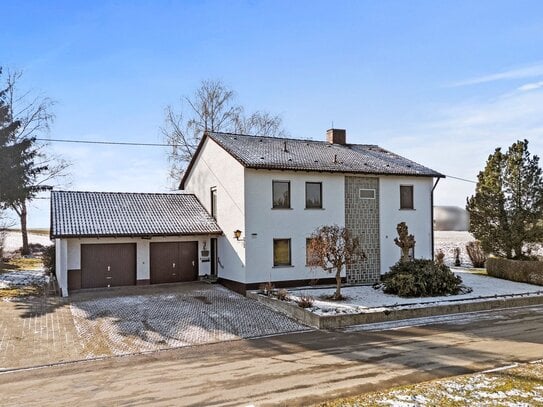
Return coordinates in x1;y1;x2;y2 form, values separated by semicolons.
207;132;444;177
51;191;222;238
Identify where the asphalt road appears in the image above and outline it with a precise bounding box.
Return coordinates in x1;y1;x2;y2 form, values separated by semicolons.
2;305;543;406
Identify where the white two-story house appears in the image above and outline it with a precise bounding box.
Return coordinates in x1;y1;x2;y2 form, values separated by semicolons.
52;129;443;296
180;129;444;293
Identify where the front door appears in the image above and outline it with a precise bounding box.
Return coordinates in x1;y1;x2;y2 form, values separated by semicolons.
210;238;218;277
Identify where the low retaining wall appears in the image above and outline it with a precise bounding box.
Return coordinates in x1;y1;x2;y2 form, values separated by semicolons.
247;291;543;329
487;258;543;286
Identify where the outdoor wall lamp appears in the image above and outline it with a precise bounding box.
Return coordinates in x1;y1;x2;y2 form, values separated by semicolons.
233;229;243;241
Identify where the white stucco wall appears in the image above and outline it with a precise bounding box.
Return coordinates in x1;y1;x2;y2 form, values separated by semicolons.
379;176;434;274
66;235;214;281
55;238;68;297
183;137;246;282
244;169;345;284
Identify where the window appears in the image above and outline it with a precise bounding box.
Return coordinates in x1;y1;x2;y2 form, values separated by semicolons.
210;187;217;219
359;188;375;199
272;181;290;208
273;239;291;266
305;182;322;209
306;238;320;266
400;185;414;209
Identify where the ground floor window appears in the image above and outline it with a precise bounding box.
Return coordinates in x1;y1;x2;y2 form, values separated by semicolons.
273;239;291;266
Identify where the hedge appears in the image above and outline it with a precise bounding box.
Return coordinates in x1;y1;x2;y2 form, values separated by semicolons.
486;257;543;286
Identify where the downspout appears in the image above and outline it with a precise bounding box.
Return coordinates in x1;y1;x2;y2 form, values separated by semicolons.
431;177;441;260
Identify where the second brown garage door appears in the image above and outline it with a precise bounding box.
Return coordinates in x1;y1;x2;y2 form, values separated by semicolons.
150;241;199;284
81;243;136;289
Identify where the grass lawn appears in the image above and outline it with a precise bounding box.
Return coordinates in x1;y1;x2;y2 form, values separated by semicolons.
319;361;543;406
1;257;43;271
0;258;46;298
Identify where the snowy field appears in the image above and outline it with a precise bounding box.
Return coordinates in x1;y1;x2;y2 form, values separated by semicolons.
288;270;543;316
2;230;52;253
435;230;543;267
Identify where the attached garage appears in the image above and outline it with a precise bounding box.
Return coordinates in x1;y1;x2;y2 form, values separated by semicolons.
51;191;222;296
150;241;198;284
81;243;136;288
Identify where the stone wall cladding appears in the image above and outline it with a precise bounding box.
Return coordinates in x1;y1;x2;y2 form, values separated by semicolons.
345;176;380;283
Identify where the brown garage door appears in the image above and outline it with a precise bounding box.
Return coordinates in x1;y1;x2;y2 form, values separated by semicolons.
81;243;136;289
150;241;198;284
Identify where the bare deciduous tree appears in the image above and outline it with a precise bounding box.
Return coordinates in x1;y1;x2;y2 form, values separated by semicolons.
0;69;70;255
307;225;365;300
161;79;287;185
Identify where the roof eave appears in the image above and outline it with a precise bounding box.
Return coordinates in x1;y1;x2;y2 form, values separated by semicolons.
51;230;224;239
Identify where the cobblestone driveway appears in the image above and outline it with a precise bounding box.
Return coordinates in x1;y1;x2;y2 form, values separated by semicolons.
70;282;309;357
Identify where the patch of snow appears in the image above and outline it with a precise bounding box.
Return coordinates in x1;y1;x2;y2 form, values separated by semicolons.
286;270;543;316
0;269;48;287
2;231;52;253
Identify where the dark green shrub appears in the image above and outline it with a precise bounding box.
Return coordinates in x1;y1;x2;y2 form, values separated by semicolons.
487;258;543;285
42;244;55;274
382;259;467;297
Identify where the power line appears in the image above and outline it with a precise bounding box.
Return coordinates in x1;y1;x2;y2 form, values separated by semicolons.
37;137;478;183
444;175;477;184
36;138;174;147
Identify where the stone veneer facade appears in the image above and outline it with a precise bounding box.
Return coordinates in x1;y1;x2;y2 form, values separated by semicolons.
345;176;380;283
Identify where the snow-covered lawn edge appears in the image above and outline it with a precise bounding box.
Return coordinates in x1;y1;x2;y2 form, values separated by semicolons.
318;360;543;407
248;271;543;329
286;270;543;316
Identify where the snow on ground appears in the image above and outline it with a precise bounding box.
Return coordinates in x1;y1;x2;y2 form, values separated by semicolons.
435;230;543;267
2;231;52;253
0;269;49;288
288;270;543;316
356;361;543;407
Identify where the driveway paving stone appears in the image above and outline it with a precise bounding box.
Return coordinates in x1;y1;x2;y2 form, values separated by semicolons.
70;282;310;357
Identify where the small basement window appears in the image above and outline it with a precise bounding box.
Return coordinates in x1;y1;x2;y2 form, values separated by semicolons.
359;189;376;199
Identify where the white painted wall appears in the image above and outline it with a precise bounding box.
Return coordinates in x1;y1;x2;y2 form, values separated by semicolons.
244;169;345;284
55;238;68;297
379;176;434;274
66;235;214;281
183;137;246;282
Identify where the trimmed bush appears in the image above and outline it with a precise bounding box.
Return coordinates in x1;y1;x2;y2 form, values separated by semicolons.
487;257;543;286
382;259;467;297
42;244;55;274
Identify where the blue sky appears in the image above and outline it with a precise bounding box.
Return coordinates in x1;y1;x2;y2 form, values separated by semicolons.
2;0;543;228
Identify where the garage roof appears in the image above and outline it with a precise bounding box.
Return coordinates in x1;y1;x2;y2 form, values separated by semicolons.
51;191;222;238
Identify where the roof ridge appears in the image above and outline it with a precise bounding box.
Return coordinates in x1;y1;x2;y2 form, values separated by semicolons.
208;131;379;147
52;190;194;196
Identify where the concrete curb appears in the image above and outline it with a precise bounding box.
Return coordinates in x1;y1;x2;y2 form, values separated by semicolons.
247;291;543;329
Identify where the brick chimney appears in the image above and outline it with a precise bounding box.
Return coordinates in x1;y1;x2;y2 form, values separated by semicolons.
326;128;346;145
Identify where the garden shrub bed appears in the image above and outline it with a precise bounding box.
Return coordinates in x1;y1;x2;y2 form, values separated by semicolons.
487;258;543;286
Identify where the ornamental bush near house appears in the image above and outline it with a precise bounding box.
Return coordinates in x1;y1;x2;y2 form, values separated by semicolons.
487;257;543;286
296;295;314;308
382;259;468;297
42;244;55;274
466;241;486;268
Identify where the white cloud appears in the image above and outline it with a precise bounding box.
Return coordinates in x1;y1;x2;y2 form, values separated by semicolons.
518;81;543;92
382;84;543;209
450;62;543;87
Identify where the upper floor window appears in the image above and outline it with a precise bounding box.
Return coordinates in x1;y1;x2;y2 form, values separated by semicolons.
273;239;291;266
210;187;217;219
305;182;322;209
272;181;291;209
400;185;414;209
